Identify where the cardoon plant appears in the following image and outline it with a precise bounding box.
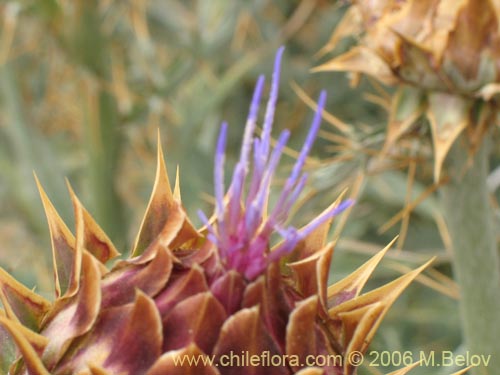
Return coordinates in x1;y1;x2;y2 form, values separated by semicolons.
0;48;429;375
315;1;500;373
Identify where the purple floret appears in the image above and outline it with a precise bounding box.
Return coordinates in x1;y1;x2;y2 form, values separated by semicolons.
198;47;353;280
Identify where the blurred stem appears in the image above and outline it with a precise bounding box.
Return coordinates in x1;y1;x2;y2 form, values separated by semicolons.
441;133;500;375
82;88;125;248
72;1;126;248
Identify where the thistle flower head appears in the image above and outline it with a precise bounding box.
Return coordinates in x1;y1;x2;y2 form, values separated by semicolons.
0;48;431;375
315;0;500;180
200;47;353;280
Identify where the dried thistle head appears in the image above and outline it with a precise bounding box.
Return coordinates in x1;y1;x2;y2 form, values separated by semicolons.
0;48;430;375
315;0;500;180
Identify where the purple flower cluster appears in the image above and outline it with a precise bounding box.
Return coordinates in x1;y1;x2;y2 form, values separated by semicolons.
199;47;353;280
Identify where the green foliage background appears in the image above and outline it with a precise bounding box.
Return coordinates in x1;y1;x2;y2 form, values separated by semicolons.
0;1;459;374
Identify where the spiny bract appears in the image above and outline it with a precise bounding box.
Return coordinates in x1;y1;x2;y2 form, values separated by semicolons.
315;0;500;181
0;48;429;375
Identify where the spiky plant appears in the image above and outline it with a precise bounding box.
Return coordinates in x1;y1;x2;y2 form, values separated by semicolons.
315;2;500;374
315;0;500;181
0;48;430;375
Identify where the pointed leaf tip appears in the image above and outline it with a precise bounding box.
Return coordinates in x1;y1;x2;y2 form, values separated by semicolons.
67;180;120;264
330;257;434;357
174;165;181;202
297;192;349;258
384;361;421;375
328;237;397;307
384;86;425;151
132;137;200;259
312;47;398;86
131;137;177;257
287;243;334;314
427;93;470;181
35;174;79;299
450;366;474;375
0;268;51;331
0;316;51;375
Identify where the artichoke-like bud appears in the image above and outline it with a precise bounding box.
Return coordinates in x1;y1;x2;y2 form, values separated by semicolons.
315;0;500;180
0;48;430;375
